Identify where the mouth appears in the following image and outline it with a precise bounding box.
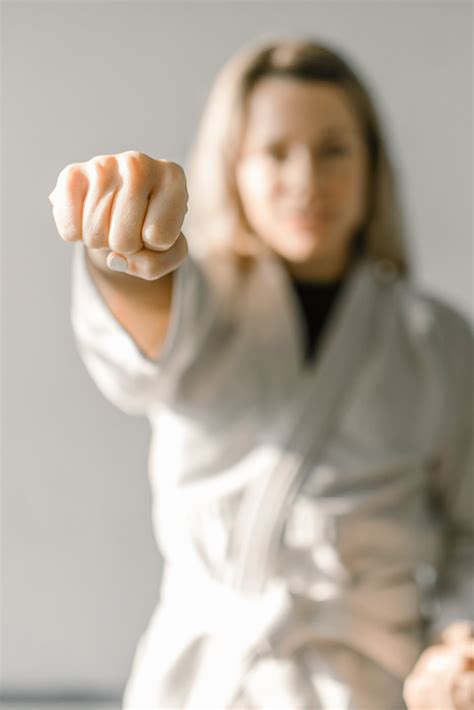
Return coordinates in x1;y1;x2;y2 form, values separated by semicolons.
285;212;332;229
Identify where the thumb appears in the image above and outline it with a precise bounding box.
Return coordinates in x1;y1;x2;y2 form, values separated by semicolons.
442;622;474;647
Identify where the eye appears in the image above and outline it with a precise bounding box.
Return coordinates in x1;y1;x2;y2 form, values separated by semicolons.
264;144;288;161
321;144;348;158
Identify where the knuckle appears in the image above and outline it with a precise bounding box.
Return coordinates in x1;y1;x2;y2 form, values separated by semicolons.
93;153;116;167
87;161;111;190
92;154;117;172
120;152;152;189
60;163;84;188
168;160;184;177
153;162;187;206
122;149;143;161
164;160;186;187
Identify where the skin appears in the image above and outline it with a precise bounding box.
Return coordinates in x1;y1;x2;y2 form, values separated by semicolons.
48;153;189;358
235;76;370;282
403;623;474;710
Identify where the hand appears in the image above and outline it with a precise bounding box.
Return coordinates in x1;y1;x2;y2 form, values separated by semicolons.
48;150;188;280
403;622;474;709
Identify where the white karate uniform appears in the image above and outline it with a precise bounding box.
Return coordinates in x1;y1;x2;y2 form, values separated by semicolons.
71;241;473;709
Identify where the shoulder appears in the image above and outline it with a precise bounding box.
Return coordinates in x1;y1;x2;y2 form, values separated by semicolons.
385;277;473;452
415;287;473;357
366;261;472;393
393;279;473;397
377;264;473;354
422;293;473;405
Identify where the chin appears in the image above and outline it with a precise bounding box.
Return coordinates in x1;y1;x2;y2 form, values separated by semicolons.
280;233;327;263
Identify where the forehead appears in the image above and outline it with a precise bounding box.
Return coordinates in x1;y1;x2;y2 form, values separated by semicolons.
242;76;360;141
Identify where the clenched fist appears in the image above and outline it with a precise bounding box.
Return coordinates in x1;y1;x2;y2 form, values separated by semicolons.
48;150;189;280
403;622;474;709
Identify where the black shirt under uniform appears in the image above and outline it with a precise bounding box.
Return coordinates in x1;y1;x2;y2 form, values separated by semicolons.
290;276;345;363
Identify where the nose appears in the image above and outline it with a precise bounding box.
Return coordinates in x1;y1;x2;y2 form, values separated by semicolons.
285;149;321;198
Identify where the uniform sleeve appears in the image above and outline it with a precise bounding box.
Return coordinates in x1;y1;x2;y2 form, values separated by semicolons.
70;242;219;416
427;303;474;641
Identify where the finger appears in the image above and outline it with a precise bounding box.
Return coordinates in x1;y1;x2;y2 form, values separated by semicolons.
402;674;419;708
82;158;121;250
142;162;188;251
107;232;188;281
442;623;474;646
404;672;451;709
451;671;474;709
459;640;474;671
404;651;463;710
50;165;88;242
423;648;465;674
107;184;150;255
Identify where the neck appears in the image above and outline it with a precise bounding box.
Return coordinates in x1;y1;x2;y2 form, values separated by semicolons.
282;251;352;283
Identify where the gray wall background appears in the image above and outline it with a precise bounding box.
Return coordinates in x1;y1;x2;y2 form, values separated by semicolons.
2;0;472;700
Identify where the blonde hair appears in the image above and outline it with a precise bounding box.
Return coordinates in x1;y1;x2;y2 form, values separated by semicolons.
184;36;411;276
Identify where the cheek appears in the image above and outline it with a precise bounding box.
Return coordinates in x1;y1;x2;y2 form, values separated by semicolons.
331;164;367;212
237;161;279;211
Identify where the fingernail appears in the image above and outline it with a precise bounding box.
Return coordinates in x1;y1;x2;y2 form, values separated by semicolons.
108;254;128;272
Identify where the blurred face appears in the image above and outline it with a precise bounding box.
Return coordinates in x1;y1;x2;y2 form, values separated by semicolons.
235;77;370;281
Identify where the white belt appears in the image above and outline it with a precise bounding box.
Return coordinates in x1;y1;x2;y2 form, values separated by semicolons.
160;563;293;708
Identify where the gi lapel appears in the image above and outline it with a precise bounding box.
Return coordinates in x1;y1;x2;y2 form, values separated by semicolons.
232;255;384;596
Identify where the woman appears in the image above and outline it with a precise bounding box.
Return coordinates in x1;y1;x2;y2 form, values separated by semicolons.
50;37;473;708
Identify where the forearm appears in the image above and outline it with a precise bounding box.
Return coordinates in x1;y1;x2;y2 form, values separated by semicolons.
84;248;173;361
